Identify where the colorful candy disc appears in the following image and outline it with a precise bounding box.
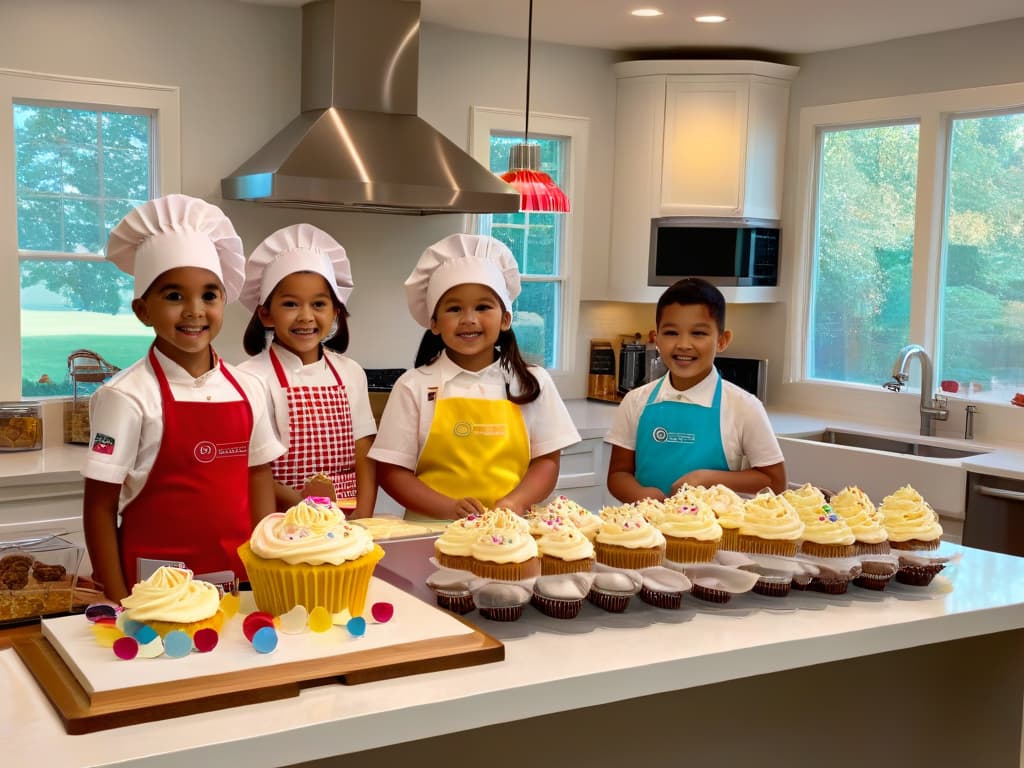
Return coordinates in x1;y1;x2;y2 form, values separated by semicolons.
278;605;309;635
251;626;278;654
346;616;367;637
119;617;144;637
85;603;118;623
137;635;165;659
134;625;158;645
308;606;333;633
113;636;139;660
192;627;219;653
91;624;124;648
163;630;193;658
370;602;394;623
242;611;276;641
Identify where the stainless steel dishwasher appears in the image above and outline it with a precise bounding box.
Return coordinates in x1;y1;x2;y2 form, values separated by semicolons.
962;472;1024;556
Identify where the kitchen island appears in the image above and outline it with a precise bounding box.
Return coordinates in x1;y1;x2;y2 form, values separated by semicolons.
2;541;1023;768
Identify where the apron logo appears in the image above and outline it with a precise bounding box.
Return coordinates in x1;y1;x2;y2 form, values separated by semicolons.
194;440;217;463
651;427;696;444
452;422;508;438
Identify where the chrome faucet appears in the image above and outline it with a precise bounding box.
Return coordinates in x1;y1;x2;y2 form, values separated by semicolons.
885;344;950;436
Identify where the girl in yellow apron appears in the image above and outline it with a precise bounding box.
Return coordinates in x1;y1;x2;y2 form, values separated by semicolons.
369;234;580;520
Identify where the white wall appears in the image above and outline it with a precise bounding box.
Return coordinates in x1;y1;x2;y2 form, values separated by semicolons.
0;0;617;381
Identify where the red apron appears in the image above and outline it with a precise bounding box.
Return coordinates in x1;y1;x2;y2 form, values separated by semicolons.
118;347;254;584
268;346;357;499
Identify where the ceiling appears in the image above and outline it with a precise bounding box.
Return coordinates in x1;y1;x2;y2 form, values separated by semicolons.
245;0;1024;56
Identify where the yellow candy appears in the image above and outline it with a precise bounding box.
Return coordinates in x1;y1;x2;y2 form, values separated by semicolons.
278;605;309;635
308;606;333;633
91;623;125;648
219;593;241;619
331;608;352;626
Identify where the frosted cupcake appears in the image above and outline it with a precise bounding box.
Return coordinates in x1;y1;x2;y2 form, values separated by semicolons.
238;496;384;617
830;485;896;590
702;484;745;549
468;529;540;581
594;508;666;570
736;490;804;557
632;497;667;525
880;485;945;585
537;525;596;575
525;506;569;539
656;490;722;564
786;484;857;559
434;512;490;571
481;507;531;533
541;496;600;540
119;566;224;638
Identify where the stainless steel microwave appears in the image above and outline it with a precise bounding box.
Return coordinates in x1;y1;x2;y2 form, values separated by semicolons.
648;217;780;287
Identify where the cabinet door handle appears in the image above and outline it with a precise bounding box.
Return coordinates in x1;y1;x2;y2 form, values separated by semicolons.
975;485;1024;502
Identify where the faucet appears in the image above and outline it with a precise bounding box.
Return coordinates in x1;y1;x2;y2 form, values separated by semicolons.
885;344;950;436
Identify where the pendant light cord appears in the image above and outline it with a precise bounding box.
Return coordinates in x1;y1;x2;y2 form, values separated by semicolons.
523;0;533;144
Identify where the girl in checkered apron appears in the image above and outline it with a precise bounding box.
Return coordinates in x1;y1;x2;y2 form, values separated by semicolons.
238;224;377;519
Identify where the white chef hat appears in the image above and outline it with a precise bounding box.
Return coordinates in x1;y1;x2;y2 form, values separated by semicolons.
239;223;353;313
106;194;245;301
405;233;521;328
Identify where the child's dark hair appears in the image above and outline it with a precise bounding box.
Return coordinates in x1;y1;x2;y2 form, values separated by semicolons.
656;277;726;330
243;296;350;356
414;327;541;405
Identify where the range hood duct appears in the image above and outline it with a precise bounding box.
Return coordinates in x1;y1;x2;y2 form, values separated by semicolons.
221;0;521;215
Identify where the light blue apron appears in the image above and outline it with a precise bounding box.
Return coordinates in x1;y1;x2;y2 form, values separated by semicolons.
635;375;730;495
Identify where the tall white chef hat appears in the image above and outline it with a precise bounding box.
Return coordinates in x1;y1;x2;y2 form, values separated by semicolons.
240;223;353;313
405;233;521;328
106;194;245;301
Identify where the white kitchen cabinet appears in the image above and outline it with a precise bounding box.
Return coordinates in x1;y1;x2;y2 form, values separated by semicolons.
551;437;613;511
606;60;798;304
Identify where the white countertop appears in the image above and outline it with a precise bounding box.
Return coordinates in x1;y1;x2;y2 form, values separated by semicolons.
2;542;1023;768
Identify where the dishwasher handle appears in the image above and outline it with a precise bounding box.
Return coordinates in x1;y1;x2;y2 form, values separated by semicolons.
975;484;1024;503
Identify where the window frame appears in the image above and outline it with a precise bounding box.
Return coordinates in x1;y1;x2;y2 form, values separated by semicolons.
786;80;1024;412
0;68;180;400
468;105;589;391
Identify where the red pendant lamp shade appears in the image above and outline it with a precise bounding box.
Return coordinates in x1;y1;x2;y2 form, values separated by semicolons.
504;0;570;213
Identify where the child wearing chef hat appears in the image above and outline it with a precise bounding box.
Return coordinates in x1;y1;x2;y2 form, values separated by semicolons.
81;194;284;602
237;223;377;519
369;233;580;520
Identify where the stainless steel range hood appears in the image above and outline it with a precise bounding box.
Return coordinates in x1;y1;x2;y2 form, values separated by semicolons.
221;0;521;215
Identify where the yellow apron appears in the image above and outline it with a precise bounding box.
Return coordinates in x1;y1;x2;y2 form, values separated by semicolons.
408;392;530;520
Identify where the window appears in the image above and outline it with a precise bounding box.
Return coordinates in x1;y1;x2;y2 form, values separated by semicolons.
0;70;180;400
470;106;589;385
809;123;919;385
939;112;1024;398
791;82;1024;408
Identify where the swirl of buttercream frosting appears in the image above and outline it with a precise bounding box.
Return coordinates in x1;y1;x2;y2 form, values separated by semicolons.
596;508;667;549
470;529;539;564
880;485;943;542
831;486;888;544
120;566;220;623
249;497;374;565
738;490;804;540
537;525;595;561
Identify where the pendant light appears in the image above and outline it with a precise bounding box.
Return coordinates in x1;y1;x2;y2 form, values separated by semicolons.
500;0;570;213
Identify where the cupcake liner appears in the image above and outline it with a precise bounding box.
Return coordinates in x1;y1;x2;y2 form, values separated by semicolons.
587;588;632;612
811;578;850;595
468;557;541;581
852;573;893;591
751;574;792;597
800;541;858;559
895;563;946;586
736;535;799;558
238;542;384;617
855;541;891;557
638;585;683;609
478;604;525;622
540;555;595;576
664;536;718;564
144;609;225;639
530;592;584;619
690;584;732;603
594;542;665;570
889;538;941;552
432;588;476;614
718;527;740;551
434;551;475;572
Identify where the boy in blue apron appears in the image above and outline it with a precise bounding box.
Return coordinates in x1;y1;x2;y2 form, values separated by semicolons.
605;278;786;502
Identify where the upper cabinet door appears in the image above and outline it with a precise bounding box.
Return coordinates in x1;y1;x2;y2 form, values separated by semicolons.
661;77;749;217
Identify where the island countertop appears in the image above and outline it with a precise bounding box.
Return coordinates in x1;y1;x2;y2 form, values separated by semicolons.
2;542;1024;768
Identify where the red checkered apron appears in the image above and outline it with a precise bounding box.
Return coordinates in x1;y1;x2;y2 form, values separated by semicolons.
268;347;357;499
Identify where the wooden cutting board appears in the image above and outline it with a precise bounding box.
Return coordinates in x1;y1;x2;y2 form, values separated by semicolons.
13;579;503;734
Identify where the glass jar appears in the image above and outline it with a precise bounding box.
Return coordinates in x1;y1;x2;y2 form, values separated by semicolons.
0;401;43;452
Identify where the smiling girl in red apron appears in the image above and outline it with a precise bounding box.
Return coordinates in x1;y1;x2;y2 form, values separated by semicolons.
238;224;378;519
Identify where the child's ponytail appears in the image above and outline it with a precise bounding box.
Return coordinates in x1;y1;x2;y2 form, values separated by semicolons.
498;328;540;405
243;311;269;356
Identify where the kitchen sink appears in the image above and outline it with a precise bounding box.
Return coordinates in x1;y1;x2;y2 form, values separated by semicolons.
798;429;992;460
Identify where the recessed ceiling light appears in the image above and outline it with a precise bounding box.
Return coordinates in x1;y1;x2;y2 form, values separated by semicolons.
694;15;728;23
631;8;664;17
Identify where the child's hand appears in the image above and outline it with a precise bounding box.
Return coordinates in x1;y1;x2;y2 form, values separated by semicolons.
670;471;714;495
638;487;667;502
301;473;336;501
493;495;526;516
449;497;486;519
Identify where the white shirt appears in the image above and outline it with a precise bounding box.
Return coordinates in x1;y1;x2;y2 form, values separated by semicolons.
369;351;581;471
604;370;784;470
81;347;285;512
237;344;377;451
